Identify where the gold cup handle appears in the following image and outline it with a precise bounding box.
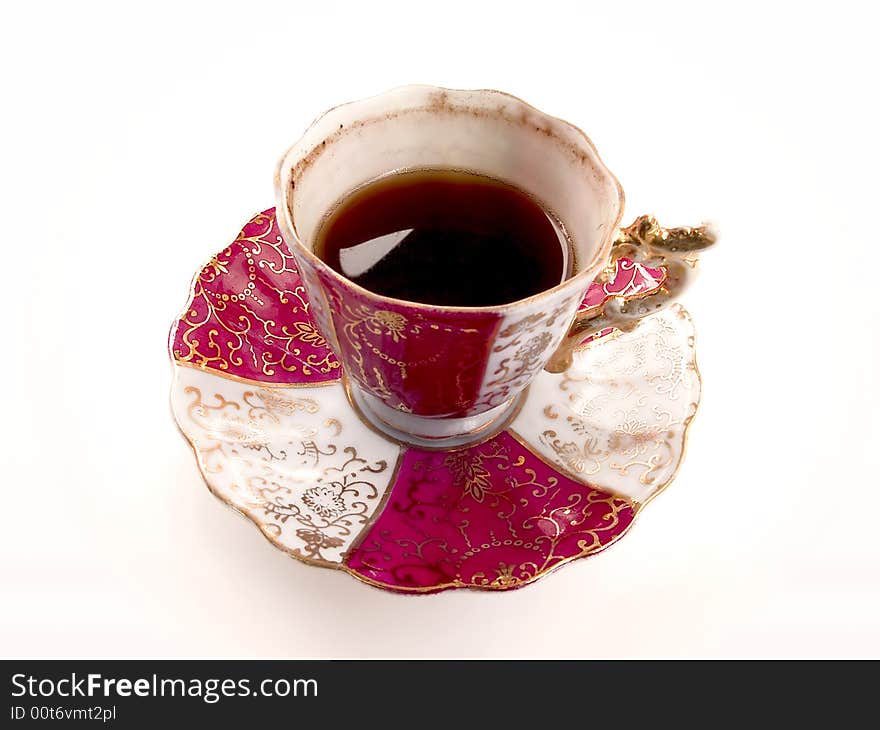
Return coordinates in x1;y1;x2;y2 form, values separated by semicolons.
545;215;718;373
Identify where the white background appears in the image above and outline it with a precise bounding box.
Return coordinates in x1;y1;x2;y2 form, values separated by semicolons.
2;1;877;658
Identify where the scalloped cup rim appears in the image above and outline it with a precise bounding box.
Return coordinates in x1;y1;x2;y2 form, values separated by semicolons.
273;84;626;315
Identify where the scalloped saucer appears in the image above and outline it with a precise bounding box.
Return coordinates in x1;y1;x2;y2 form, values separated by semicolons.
169;209;701;593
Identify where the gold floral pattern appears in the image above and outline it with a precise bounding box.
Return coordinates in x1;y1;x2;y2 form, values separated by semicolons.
475;295;581;409
498;313;545;338
174;367;399;564
171;210;341;383
334;302;419;401
444;451;495;503
483;563;521;588
287;321;328;348
370;310;408;341
347;433;634;591
302;484;347;518
250;447;388;562
295;529;345;556
321;287;492;414
510;305;700;504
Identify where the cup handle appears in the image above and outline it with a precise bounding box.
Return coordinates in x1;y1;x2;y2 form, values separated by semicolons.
544;215;718;373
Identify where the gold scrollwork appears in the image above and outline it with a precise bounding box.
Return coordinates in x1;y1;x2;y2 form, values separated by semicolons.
477;296;579;409
172;211;341;379
181;384;389;563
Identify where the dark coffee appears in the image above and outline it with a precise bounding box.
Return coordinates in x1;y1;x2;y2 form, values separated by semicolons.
314;169;567;307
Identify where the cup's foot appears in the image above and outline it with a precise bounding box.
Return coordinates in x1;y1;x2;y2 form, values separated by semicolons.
346;380;523;449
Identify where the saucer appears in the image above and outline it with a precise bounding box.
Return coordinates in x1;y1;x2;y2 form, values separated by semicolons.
169;209;701;593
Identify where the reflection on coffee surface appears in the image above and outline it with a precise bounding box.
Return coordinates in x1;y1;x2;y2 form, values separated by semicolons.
315;169;567;307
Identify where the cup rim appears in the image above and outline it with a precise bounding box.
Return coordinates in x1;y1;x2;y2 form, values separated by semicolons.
274;84;626;314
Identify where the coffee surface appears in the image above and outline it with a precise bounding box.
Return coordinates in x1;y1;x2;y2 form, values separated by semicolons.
314;169;567;307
